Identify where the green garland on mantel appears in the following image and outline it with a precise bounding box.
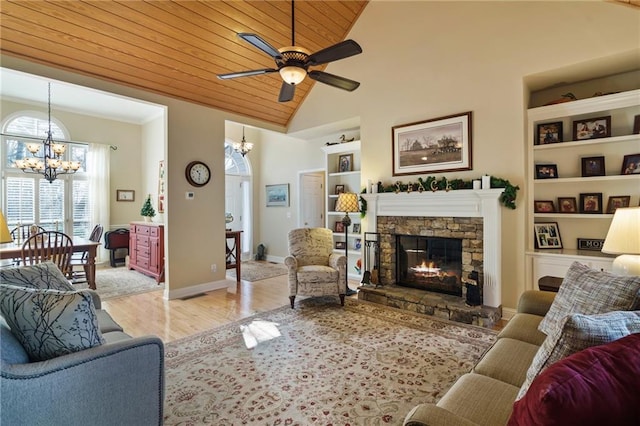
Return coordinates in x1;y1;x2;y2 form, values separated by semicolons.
358;176;520;218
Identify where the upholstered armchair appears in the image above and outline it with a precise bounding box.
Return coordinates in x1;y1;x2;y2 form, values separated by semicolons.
284;227;347;308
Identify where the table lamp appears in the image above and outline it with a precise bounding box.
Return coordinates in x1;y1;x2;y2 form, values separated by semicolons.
0;211;12;243
602;207;640;275
335;192;360;295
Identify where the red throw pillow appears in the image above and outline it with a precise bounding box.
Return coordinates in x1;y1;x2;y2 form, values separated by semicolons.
508;333;640;426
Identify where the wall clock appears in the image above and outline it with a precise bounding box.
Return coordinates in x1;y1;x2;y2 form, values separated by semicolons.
185;161;211;187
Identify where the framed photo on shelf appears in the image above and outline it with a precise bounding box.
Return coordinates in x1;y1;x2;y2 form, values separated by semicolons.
354;238;362;250
572;116;611;140
621;153;640;174
534;222;562;249
606;195;631;214
536;122;563;145
535;164;558;179
338;154;353;173
265;184;289;207
534;200;555;213
557;197;577;213
334;222;345;233
392;111;472;176
116;189;135;202
579;193;603;214
335;241;346;250
334;184;345;195
633;115;640;135
577;238;605;251
581;156;605;177
352;223;360;233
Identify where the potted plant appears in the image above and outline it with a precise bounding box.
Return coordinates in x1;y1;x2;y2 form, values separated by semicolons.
140;194;156;222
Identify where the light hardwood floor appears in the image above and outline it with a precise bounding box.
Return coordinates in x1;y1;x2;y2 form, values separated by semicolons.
102;274;360;342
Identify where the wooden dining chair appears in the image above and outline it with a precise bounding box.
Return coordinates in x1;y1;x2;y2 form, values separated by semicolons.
7;225;46;266
21;231;74;275
67;225;103;283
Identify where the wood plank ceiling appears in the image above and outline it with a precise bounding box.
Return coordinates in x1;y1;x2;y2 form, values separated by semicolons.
0;0;368;128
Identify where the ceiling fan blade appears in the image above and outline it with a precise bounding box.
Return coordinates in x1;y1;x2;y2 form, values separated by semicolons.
217;68;278;80
238;33;282;59
308;71;360;92
306;40;362;66
278;82;295;102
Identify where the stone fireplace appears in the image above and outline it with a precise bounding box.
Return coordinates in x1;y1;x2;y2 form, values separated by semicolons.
358;190;504;327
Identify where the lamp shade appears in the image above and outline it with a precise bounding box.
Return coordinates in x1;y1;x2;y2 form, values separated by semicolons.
335;193;359;213
0;211;12;243
602;207;640;255
602;207;640;275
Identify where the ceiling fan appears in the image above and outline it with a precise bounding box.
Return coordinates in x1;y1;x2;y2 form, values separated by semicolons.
217;0;362;102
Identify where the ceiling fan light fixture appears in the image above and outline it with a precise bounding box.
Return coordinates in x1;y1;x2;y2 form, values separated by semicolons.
279;66;306;85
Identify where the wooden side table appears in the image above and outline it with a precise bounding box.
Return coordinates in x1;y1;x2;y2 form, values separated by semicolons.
226;230;242;283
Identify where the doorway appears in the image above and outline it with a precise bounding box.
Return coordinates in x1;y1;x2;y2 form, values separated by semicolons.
225;143;252;259
298;170;325;228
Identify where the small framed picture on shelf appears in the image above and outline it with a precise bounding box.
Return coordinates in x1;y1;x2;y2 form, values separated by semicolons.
352;223;360;233
338;153;353;173
354;238;362;250
534;222;562;249
606;195;631;214
535;164;558;179
335;241;346;250
534;200;555;213
579;193;603;214
621;153;640;174
334;222;345;233
581;156;605;177
633;115;640;135
557;197;577;213
536;122;563;145
335;184;345;195
577;238;605;251
572;116;611;140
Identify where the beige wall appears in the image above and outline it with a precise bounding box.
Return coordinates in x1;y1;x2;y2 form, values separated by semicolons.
287;1;640;310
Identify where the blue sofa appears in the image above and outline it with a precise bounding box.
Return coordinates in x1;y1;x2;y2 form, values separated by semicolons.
0;263;164;425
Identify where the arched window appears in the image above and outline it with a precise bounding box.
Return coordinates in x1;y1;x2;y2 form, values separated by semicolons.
2;112;91;236
224;141;252;256
224;143;250;175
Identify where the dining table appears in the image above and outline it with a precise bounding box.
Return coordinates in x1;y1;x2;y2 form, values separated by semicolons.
0;237;101;290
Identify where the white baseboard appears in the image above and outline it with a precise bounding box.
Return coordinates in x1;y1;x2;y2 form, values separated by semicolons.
165;278;235;300
265;255;285;264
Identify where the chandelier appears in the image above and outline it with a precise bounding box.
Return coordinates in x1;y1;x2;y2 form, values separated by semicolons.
233;127;254;157
14;83;80;183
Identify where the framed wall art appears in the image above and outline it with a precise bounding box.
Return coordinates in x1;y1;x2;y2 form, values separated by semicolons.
534;200;555;213
579;193;603;214
157;160;165;213
392;111;472;176
535;164;558;179
116;189;135;202
536;121;563;145
265;183;289;207
572;116;611;140
606;195;630;214
621;153;640;174
335;184;345;195
338;154;353;172
534;222;562;249
557;197;577;213
581;156;605;177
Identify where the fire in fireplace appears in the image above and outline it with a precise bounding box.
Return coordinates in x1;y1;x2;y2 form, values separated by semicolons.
396;235;463;296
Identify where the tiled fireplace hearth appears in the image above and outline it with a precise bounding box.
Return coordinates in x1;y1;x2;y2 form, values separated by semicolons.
359;190;504;327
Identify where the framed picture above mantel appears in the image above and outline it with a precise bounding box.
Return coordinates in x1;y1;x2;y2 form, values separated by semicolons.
392;111;472;176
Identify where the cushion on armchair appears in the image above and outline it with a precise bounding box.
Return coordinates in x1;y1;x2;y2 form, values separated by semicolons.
538;262;640;335
0;284;104;361
509;332;640;426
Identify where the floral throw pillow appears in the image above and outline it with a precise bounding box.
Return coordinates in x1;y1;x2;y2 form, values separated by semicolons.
0;261;74;291
538;261;640;335
0;284;104;361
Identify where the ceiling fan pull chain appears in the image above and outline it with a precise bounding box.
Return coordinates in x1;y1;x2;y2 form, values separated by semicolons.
291;0;295;46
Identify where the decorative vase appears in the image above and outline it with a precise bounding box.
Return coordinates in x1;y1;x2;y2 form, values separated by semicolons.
143;216;151;222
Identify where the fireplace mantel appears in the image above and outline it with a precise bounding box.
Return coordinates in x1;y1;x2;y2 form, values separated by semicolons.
361;189;504;307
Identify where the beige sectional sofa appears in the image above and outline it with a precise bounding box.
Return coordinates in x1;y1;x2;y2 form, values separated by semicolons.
404;262;640;426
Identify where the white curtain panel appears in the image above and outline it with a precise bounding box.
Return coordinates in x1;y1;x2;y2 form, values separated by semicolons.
88;143;110;263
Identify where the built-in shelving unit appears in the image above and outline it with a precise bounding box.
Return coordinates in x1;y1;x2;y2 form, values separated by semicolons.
321;140;362;280
525;89;640;289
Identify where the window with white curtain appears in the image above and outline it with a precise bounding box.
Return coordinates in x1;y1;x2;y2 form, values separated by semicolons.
1;113;91;237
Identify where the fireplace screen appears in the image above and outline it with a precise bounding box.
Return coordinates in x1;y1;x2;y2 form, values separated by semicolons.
396;235;463;296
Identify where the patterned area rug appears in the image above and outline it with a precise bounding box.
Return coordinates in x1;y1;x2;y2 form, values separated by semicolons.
163;297;497;425
74;267;163;300
227;260;287;282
